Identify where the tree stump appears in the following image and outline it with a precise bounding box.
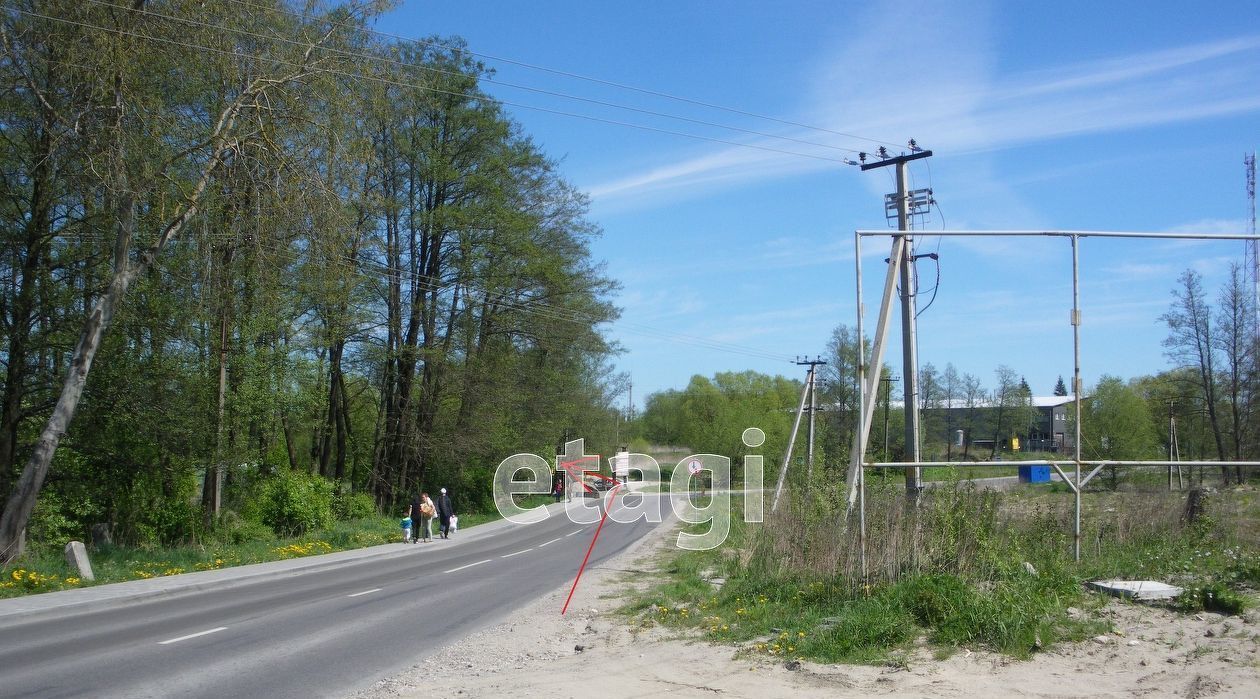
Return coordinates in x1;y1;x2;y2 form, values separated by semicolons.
1182;487;1205;525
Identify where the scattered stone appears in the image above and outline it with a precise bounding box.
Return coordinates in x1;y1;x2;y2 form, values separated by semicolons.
785;660;801;671
1222;656;1234;663
574;644;585;654
1128;640;1141;647
63;541;94;582
770;628;783;634
1140;659;1149;666
1205;629;1216;638
1067;606;1083;619
1093;635;1112;645
1023;561;1038;576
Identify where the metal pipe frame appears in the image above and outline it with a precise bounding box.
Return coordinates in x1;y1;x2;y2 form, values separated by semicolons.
851;228;1260;570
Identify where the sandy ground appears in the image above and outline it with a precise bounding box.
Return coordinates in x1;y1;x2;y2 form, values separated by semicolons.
353;521;1260;699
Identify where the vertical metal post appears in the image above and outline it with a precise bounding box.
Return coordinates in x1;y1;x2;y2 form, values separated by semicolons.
859;448;867;579
1071;235;1082;561
896;162;922;501
1168;401;1174;491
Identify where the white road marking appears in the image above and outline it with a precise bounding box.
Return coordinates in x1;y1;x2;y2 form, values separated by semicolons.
158;627;228;645
347;588;381;598
501;548;533;558
565;528;585;537
538;537;563;547
444;559;491;574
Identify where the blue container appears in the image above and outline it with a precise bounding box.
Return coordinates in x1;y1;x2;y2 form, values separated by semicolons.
1018;464;1051;483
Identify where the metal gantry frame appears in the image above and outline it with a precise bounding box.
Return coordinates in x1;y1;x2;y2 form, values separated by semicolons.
847;229;1260;568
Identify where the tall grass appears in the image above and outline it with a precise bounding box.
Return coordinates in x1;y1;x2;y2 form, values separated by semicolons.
628;470;1260;664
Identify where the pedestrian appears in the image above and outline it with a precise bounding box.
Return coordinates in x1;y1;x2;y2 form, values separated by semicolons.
436;487;455;539
419;492;436;542
409;493;423;543
401;505;412;544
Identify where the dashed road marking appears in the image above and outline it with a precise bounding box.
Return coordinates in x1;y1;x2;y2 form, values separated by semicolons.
444;559;491;574
347;588;381;598
501;549;533;558
158;627;227;645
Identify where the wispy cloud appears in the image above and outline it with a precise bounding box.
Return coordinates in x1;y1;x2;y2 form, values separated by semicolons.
582;0;1260;209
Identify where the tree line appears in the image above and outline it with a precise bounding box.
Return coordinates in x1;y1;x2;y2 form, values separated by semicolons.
0;1;624;561
636;265;1259;485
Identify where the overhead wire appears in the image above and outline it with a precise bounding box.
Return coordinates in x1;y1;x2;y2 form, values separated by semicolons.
20;5;816;364
17;8;851;165
221;0;905;151
81;0;869;157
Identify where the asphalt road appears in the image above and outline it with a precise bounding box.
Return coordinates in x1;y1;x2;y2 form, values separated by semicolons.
0;492;671;698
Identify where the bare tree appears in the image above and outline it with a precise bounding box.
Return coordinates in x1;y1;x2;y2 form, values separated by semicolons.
1215;263;1255;479
1161;269;1228;483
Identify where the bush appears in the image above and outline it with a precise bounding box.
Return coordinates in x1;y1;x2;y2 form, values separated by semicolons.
26;491;82;556
259;471;335;537
133;497;204;547
1176;582;1250;615
220;518;275;545
333;491;377;520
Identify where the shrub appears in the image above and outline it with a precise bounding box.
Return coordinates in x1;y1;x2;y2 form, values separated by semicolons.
1176;582;1250;615
26;491;82;555
333;491;377;520
221;518;275;545
259;471;335;537
133;497;203;547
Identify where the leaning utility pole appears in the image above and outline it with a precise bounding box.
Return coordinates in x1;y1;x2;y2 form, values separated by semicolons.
771;357;826;512
861;147;932;501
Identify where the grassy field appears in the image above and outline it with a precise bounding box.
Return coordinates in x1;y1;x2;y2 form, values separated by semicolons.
622;475;1260;666
0;501;526;599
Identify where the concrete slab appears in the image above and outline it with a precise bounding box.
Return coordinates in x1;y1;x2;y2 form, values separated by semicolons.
1087;579;1184;601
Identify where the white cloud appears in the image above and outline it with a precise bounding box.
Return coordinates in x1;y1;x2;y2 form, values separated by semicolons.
581;0;1260;211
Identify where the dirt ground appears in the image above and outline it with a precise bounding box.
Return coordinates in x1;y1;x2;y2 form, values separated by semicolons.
353;521;1260;699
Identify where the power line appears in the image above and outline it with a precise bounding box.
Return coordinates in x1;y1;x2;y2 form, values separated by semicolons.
18;9;851;165
222;0;904;152
81;0;866;157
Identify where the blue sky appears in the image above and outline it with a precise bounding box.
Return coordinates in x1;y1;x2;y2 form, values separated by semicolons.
377;0;1260;406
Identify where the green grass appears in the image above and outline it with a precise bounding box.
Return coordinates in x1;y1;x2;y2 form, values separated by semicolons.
921;465;1019;481
1;500;526;599
624;480;1260;665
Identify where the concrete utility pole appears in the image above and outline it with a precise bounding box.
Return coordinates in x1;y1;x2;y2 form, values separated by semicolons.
861;148;932;501
771;357;826;512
